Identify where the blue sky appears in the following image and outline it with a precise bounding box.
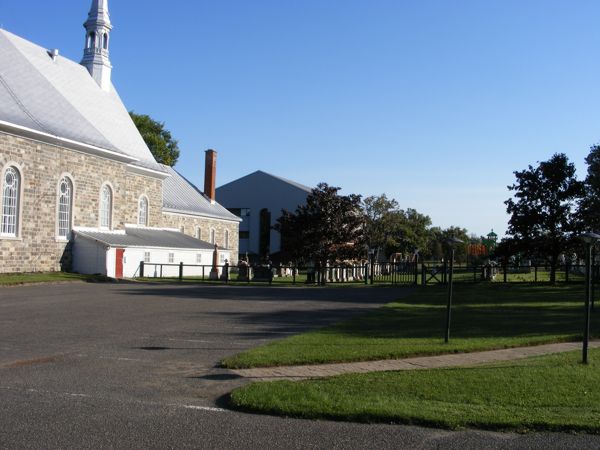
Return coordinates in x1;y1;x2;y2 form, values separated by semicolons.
3;1;600;237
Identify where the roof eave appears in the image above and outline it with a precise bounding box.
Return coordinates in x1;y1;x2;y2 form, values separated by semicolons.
0;119;138;164
162;207;243;223
126;163;170;180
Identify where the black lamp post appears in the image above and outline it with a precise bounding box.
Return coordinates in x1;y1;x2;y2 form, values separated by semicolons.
580;232;600;364
444;237;464;344
368;248;376;285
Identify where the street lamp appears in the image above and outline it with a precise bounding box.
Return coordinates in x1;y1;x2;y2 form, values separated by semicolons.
368;248;376;285
445;237;464;344
580;232;600;364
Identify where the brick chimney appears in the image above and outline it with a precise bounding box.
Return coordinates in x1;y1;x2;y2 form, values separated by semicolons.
204;149;217;204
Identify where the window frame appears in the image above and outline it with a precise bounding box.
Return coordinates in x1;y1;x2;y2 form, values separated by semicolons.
99;182;114;230
0;163;24;239
137;194;149;227
56;174;74;241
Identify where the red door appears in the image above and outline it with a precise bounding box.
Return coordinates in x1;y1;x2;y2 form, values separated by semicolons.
115;248;125;279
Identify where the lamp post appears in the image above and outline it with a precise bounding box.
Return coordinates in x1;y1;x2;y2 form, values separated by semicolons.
444;237;463;344
580;232;600;364
368;248;376;285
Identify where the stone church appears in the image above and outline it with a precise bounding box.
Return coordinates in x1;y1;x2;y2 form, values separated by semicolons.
0;0;240;277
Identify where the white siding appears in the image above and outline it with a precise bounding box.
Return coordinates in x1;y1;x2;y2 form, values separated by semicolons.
129;248;231;278
73;234;231;279
72;234;107;275
106;247;116;278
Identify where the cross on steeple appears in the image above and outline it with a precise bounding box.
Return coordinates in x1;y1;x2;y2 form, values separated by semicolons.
81;0;113;92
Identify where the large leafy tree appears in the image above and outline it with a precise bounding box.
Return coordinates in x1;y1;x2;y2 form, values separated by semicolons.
362;194;432;260
274;183;365;274
130;111;180;166
505;153;584;283
579;144;600;230
363;194;401;258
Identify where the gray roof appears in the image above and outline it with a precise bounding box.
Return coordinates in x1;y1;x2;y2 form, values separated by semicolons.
162;165;241;222
0;29;165;174
218;170;313;194
75;227;222;250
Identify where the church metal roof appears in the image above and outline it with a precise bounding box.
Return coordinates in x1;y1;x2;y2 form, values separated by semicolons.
161;165;241;222
0;29;165;174
75;227;221;250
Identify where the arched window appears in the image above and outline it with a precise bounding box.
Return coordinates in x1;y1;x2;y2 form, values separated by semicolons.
102;33;109;50
195;226;201;240
99;184;112;229
1;166;21;237
57;176;73;239
138;196;148;226
87;32;96;49
224;230;229;249
210;228;216;245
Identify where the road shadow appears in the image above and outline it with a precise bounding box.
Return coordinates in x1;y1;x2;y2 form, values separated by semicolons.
115;284;411;305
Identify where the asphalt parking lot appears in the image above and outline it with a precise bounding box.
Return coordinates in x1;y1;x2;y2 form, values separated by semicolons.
1;282;599;449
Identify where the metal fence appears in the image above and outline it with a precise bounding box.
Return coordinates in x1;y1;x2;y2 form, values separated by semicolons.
136;261;418;285
420;262;590;285
136;260;594;286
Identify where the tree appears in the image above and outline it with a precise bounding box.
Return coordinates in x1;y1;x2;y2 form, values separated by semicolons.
362;194;432;260
505;153;584;283
578;144;600;230
130;111;180;166
274;183;365;279
427;226;469;263
362;194;401;258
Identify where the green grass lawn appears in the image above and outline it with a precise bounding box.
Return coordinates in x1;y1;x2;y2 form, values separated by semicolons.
0;272;108;286
229;349;600;433
222;283;595;368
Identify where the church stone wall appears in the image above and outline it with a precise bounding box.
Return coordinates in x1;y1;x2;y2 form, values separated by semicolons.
160;212;239;265
0;132;162;273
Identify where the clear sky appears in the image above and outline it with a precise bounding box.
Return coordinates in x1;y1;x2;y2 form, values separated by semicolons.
3;1;600;237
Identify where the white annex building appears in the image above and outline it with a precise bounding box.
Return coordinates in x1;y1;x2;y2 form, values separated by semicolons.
0;0;240;278
216;171;312;263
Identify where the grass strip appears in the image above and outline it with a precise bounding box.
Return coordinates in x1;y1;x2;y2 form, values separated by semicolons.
0;272;108;286
222;283;593;368
230;349;600;433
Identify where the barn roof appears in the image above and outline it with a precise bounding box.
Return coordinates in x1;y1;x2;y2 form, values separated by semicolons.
75;227;223;250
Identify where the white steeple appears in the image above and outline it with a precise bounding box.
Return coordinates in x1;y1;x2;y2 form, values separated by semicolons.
81;0;113;92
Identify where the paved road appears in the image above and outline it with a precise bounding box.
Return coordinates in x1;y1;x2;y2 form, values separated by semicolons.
1;282;599;449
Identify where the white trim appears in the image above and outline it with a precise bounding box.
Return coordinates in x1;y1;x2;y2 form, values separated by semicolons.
126;163;170;180
137;194;150;227
120;225;180;232
162;209;242;223
99;182;114;230
0;162;24;239
55;173;75;240
0;120;138;164
74;227;126;234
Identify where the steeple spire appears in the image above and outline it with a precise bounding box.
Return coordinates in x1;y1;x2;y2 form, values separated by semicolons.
81;0;113;92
